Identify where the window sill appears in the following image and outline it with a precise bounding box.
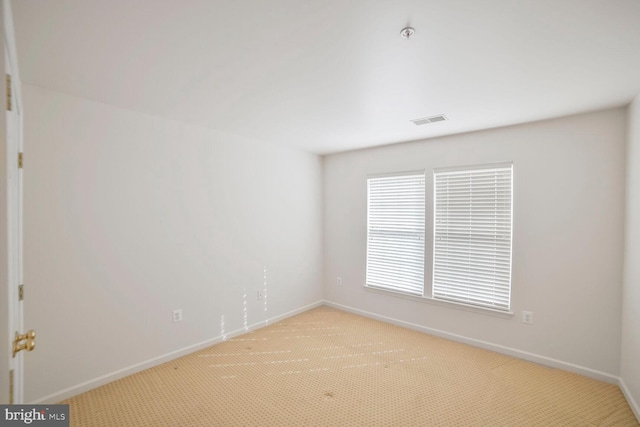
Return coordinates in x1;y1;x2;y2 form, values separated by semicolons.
364;285;514;319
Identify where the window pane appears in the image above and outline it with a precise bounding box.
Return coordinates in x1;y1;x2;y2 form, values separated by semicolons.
366;173;425;296
432;164;513;311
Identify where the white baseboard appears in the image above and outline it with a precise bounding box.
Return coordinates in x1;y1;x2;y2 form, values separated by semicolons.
31;300;324;404
619;377;640;422
323;300;619;385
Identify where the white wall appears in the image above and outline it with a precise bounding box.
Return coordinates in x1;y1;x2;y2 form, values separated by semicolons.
22;84;323;403
621;95;640;417
324;109;626;377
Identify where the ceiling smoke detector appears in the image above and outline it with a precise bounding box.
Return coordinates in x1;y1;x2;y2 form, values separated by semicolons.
411;115;448;126
400;27;415;40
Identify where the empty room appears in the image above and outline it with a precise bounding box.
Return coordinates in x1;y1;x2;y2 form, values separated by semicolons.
2;0;640;425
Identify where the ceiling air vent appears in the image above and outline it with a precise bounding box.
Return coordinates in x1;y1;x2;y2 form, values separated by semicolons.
411;114;448;126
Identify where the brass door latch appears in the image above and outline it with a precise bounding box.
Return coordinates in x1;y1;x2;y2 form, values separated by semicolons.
13;330;36;358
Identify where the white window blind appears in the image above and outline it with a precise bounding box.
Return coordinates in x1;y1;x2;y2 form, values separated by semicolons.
366;172;425;296
433;163;513;311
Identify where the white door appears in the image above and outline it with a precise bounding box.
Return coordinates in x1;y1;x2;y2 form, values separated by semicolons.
4;0;31;404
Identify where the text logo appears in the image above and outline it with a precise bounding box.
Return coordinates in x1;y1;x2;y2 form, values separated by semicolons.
0;405;69;426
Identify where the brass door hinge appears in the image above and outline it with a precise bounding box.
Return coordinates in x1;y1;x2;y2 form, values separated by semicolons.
19;284;24;301
6;74;11;111
9;369;14;404
18;152;23;169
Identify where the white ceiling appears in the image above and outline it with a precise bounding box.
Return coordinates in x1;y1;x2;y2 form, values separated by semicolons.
12;0;640;155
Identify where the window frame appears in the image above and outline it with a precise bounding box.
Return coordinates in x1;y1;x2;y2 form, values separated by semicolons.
363;162;514;316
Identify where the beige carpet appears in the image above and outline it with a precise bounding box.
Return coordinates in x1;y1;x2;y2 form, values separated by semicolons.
62;306;639;426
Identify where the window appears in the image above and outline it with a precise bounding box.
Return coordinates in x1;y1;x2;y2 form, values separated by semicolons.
366;172;425;296
432;163;513;311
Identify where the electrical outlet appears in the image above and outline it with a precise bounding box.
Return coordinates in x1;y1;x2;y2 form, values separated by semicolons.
522;311;533;325
337;277;343;286
257;290;264;301
173;309;182;323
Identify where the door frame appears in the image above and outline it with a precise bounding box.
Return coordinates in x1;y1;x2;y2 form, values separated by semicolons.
3;0;24;404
